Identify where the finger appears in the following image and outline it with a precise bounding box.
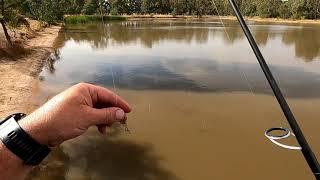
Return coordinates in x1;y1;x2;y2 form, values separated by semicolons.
89;107;127;126
97;115;127;135
87;84;131;113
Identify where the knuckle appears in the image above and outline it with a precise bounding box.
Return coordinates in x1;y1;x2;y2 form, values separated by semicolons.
105;109;111;122
105;109;116;123
76;82;88;88
73;82;89;93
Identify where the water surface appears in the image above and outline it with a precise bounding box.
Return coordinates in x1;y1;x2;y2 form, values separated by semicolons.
29;19;320;180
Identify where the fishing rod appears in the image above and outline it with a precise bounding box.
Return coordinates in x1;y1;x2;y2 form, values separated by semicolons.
227;0;320;179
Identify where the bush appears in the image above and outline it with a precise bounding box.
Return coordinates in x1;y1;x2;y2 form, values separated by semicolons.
278;3;292;19
64;15;126;24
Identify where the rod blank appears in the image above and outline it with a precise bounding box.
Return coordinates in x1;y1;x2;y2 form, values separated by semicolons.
227;0;320;179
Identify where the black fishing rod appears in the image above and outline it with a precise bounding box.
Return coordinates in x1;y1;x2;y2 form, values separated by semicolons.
227;0;320;179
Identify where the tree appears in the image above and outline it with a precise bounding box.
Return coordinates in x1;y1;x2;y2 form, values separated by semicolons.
0;15;12;45
109;0;130;15
304;0;320;19
287;0;305;19
194;0;210;17
256;0;281;18
278;1;292;19
1;0;24;46
20;0;70;23
240;0;257;16
82;0;99;14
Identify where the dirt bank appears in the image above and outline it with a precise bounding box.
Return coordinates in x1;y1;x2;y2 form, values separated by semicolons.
0;26;61;118
126;14;320;24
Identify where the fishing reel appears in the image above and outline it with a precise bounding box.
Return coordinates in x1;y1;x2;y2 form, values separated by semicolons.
265;127;302;150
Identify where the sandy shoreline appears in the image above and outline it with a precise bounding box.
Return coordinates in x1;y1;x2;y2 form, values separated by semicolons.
0;26;61;118
126;14;320;24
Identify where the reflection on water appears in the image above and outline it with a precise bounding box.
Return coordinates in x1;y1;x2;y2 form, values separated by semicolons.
54;21;320;62
46;21;320;98
42;54;320;98
30;20;320;180
282;26;320;61
29;127;178;180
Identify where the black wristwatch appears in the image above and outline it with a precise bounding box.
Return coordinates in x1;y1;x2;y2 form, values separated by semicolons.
0;113;50;165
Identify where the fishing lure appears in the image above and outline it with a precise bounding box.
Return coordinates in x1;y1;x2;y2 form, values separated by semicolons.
122;122;131;133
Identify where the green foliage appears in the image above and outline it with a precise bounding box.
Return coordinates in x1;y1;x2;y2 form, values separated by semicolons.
278;1;292;19
106;0;320;19
64;15;126;24
109;0;128;15
240;0;257;16
287;0;305;19
107;0;141;15
0;0;320;31
256;0;281;18
1;0;17;19
81;0;99;14
304;0;320;19
19;0;70;24
194;0;211;17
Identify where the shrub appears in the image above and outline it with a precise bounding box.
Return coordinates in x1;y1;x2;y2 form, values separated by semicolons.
64;15;126;24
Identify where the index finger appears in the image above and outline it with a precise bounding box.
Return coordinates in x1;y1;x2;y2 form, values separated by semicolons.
87;84;132;113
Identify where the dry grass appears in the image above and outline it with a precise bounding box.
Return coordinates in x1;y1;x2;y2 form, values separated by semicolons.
0;18;51;58
0;42;29;58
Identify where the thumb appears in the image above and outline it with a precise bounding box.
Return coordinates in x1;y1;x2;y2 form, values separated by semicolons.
89;107;126;126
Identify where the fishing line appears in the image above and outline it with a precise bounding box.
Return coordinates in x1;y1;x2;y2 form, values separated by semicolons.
211;0;231;41
211;0;257;97
110;66;117;101
109;65;130;132
100;11;130;133
227;0;320;178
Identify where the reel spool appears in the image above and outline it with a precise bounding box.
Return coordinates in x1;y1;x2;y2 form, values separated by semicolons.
265;127;302;150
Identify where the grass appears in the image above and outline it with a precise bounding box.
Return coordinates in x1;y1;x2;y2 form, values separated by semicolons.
0;43;29;58
64;15;127;24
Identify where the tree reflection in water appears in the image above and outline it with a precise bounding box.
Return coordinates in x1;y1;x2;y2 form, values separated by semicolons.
282;25;320;62
44;49;61;74
28;127;178;180
53;20;320;62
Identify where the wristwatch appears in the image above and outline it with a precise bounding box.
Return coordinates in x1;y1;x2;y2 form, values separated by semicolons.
0;113;50;165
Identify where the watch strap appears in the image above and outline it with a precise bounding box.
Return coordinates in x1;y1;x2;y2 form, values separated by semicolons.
0;113;50;165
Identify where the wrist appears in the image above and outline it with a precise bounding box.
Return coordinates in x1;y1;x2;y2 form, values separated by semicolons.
18;115;51;147
0;113;51;166
0;142;31;180
0;141;23;163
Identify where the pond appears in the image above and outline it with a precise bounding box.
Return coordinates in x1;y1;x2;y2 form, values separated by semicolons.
29;19;320;180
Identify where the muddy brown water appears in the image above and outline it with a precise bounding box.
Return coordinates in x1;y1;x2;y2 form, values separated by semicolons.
28;20;320;180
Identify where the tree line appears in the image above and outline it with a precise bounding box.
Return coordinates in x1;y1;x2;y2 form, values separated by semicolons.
109;0;320;19
1;0;320;45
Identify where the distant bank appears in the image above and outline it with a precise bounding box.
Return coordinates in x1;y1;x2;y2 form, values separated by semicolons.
124;14;320;25
64;14;320;25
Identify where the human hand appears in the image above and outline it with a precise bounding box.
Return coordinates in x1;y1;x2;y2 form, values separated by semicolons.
19;83;132;147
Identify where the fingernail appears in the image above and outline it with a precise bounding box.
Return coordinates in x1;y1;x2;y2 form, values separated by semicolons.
116;109;125;120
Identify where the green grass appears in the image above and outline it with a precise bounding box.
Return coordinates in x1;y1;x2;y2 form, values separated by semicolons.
64;15;126;24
